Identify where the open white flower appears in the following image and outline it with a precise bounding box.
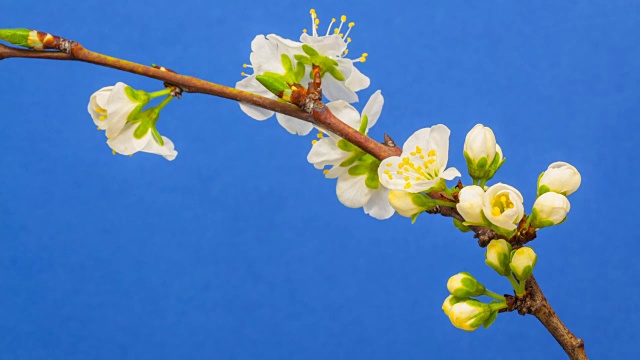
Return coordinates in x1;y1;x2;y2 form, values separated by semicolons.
538;162;581;196
378;125;461;193
87;82;150;139
482;183;525;232
307;90;392;219
297;11;370;102
235;34;313;136
236;10;370;135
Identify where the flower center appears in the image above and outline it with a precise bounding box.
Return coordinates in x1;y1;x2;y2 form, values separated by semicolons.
383;146;439;190
490;193;515;216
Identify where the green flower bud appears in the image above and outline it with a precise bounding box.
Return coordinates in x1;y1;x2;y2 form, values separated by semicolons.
448;299;492;332
485;239;512;276
463;124;505;182
447;272;486;297
510;247;537;281
256;73;291;98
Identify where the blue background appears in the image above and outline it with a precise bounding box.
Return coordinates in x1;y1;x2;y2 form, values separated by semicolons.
1;1;638;359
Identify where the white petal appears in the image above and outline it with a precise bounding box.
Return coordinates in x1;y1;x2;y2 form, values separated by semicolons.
344;63;370;93
300;33;346;55
307;137;349;169
88;86;113;129
105;82;139;138
275;113;314;135
361;90;383;130
363;187;395;220
326;100;361;129
106;122;150;155
427;124;452;170
336;174;373;208
402;128;432;154
322;75;358;103
440;167;462;180
235;76;275;120
141;135;178;161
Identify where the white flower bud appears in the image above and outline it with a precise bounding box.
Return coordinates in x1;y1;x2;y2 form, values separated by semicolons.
447;272;486;297
388;190;434;218
538;162;581;196
482;183;525;233
485;239;512;276
448;299;492;332
510;247;537;281
463;124;504;180
442;295;465;317
531;192;570;228
456;185;486;224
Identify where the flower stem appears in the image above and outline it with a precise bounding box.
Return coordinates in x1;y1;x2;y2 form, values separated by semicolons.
484;289;506;302
154;94;174;111
507;273;525;296
148;88;172;99
489;302;508;312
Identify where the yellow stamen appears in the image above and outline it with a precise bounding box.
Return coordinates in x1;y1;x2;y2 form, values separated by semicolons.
312;140;318;145
323;169;329;175
112;150;116;155
341;15;346;22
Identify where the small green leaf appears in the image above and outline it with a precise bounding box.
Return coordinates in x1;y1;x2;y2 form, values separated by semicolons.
325;65;346;81
302;44;320;57
358;114;369;134
256;74;290;97
294;61;306;83
337;139;357;152
483;310;499;328
453;218;471;232
0;28;30;48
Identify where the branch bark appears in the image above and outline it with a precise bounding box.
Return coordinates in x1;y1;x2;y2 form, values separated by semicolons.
0;39;586;359
504;276;587;360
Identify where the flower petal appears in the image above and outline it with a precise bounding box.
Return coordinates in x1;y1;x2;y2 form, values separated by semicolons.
363;187;395;220
336;174;373;208
307;137;349;169
275;113;314;135
322;75;358;103
140;135;178;161
235;76;275;120
300;33;347;56
326;100;361;129
361;90;383;130
107;122;150;155
440;167;462;180
105;82;139;138
344;62;370;93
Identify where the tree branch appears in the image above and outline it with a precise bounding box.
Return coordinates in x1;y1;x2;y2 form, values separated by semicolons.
504;276;587;360
0;38;586;359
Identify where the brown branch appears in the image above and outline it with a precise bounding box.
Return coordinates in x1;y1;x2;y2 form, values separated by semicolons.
504;276;587;360
0;42;399;161
0;38;585;359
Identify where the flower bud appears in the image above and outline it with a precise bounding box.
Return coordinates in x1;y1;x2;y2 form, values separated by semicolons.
388;190;435;218
510;247;537;281
448;299;492;332
456;185;485;224
463;124;504;181
447;272;486;297
485;239;512;276
442;295;465;317
531;192;570;228
538;162;581;196
256;73;292;99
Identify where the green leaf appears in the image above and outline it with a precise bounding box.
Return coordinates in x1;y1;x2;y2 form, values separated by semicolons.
294;61;306;83
325;65;346;81
302;44;320;57
0;28;30;48
294;54;312;65
256;74;290;97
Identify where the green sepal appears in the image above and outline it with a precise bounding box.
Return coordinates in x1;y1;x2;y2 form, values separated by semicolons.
483;310;499;329
453;218;471;232
365;171;380;190
476;157;489;171
359;114;369;134
537;184;551;197
339;153;362;167
325;65;346;81
151;127;164;146
133;120;151;139
411;213;420;224
294;54;312;65
480;212;518;238
337;139;358;152
348;163;370;176
0;28;30;48
294;61;306;83
256;73;291;97
411;193;436;209
536;172;546;197
302;44;320;57
510;264;533;282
